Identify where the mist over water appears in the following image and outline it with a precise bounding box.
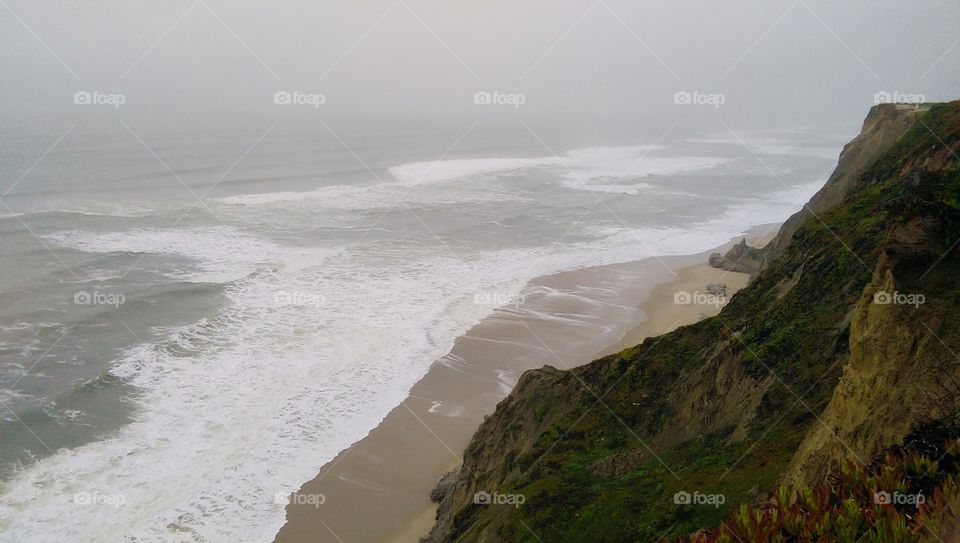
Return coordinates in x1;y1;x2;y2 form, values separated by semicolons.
1;0;958;540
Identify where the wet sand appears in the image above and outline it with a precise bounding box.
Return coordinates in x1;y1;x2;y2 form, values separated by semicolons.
273;231;773;543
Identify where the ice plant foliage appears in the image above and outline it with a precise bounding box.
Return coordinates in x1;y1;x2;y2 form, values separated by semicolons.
678;429;960;543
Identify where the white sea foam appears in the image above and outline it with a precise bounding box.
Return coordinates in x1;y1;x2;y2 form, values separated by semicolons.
556;155;730;194
0;204;182;221
427;401;467;417
2;235;490;541
388;157;557;185
212;182;521;211
44;226;339;282
584;180;823;255
214;144;729;208
1;140;831;542
389;144;729;195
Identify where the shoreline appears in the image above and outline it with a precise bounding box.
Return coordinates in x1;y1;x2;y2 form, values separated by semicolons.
274;226;778;543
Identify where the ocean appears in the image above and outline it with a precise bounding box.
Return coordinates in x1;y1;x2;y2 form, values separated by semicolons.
0;121;853;541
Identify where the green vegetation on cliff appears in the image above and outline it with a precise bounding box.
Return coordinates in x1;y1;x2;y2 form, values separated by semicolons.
428;102;960;542
678;424;960;542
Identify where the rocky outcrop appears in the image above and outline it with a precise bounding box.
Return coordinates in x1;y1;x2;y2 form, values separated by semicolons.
708;238;765;276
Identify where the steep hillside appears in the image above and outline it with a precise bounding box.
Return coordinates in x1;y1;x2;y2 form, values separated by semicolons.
426;102;960;542
711;103;929;276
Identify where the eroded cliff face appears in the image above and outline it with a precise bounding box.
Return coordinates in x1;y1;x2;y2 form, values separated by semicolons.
710;103;930;277
782;121;960;486
427;102;960;543
774;104;931;248
782;256;938;487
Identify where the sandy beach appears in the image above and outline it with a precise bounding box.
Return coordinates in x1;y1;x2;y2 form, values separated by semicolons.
274;230;774;543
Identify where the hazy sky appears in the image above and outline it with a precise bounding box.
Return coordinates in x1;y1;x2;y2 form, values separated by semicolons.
2;0;958;131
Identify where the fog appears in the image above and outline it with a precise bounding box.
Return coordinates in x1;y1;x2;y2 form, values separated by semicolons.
2;0;958;132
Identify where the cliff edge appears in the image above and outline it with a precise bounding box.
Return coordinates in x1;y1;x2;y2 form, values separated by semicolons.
710;103;931;276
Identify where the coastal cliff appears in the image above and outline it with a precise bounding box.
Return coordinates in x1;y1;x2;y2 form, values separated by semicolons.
710;103;930;276
426;102;960;542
